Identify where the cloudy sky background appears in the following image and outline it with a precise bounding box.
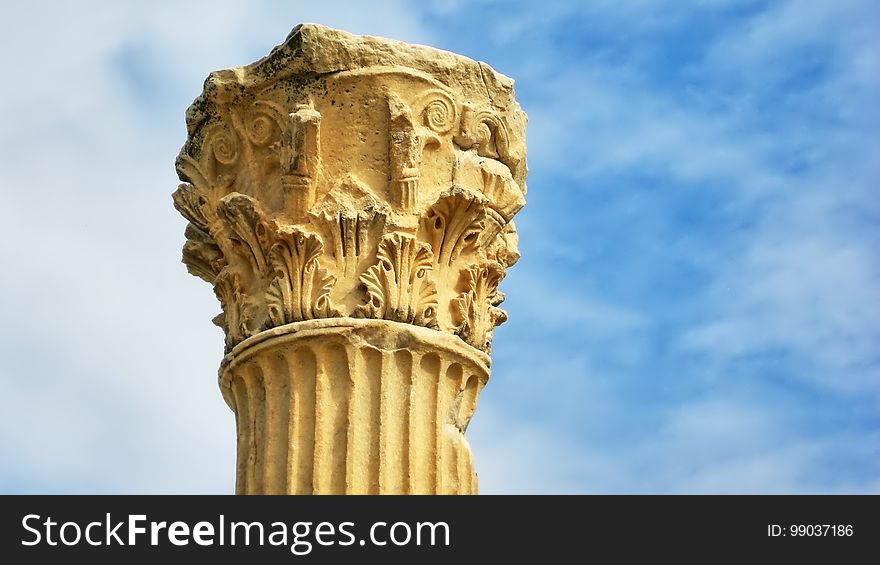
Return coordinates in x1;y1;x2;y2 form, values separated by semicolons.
1;0;877;493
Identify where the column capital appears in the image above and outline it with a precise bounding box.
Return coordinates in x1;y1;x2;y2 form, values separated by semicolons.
173;23;527;353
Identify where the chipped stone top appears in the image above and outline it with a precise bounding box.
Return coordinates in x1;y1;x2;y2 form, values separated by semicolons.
174;23;527;353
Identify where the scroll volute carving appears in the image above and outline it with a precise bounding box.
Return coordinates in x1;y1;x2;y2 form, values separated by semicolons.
453;104;526;188
179;98;323;219
237;99;323;219
205;121;242;183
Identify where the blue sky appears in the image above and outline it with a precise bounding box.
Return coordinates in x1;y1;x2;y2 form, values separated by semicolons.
1;0;877;493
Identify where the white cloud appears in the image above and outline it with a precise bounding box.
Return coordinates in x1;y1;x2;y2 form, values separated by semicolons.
469;404;625;494
472;391;880;494
705;0;875;71
680;221;880;396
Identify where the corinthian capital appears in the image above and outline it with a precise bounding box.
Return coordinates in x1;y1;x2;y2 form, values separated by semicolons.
174;23;526;353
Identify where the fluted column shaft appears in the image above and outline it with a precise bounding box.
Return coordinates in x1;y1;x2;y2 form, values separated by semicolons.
221;319;487;494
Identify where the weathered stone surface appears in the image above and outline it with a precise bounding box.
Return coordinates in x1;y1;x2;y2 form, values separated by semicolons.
174;23;526;494
222;319;488;494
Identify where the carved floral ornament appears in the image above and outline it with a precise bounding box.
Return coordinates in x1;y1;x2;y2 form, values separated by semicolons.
173;27;526;354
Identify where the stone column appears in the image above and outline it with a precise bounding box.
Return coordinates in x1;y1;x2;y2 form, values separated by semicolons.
173;24;527;494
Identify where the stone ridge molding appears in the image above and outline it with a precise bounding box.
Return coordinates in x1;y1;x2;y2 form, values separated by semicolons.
174;23;526;354
173;24;527;494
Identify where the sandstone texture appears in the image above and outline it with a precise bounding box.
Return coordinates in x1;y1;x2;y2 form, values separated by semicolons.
174;23;526;494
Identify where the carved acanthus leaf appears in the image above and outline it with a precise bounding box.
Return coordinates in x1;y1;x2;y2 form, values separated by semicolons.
453;262;506;351
311;174;388;283
216;193;272;276
214;268;246;349
173;183;210;232
182;224;225;283
357;233;438;328
491;220;521;268
175;154;210;193
419;188;486;272
316;209;387;281
266;227;337;325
